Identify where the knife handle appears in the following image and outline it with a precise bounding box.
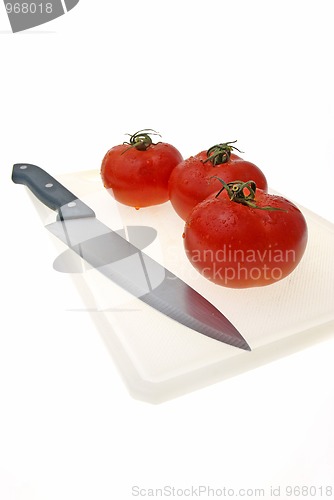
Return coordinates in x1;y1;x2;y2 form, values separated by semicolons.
12;163;95;220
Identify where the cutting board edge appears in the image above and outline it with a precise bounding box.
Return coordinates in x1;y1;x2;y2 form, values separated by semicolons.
87;308;334;404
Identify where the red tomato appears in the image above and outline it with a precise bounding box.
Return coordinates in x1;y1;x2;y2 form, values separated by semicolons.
101;129;183;208
168;141;268;220
183;179;308;288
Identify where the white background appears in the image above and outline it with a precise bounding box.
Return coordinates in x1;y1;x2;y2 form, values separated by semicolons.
1;1;334;499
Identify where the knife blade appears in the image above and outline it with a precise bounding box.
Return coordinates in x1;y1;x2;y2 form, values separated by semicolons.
12;163;251;351
53;226;158;273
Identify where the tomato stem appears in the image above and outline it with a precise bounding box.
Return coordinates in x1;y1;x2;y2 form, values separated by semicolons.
203;140;243;166
122;129;161;153
211;177;285;211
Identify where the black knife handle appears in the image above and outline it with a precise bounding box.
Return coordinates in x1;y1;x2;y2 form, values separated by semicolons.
12;163;95;220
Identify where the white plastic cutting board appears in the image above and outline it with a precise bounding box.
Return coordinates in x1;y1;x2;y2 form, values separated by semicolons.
27;169;334;403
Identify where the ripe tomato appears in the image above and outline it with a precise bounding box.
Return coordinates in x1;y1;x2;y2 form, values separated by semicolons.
168;141;268;220
183;179;308;288
101;129;183;208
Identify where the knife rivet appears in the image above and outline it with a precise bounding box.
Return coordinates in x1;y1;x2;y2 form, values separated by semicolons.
68;202;76;208
45;183;53;188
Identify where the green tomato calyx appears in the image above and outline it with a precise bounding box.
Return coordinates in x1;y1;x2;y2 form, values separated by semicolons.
211;177;285;211
204;140;243;166
122;129;161;153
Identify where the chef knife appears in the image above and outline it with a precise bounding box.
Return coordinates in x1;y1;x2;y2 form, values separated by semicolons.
12;163;251;351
